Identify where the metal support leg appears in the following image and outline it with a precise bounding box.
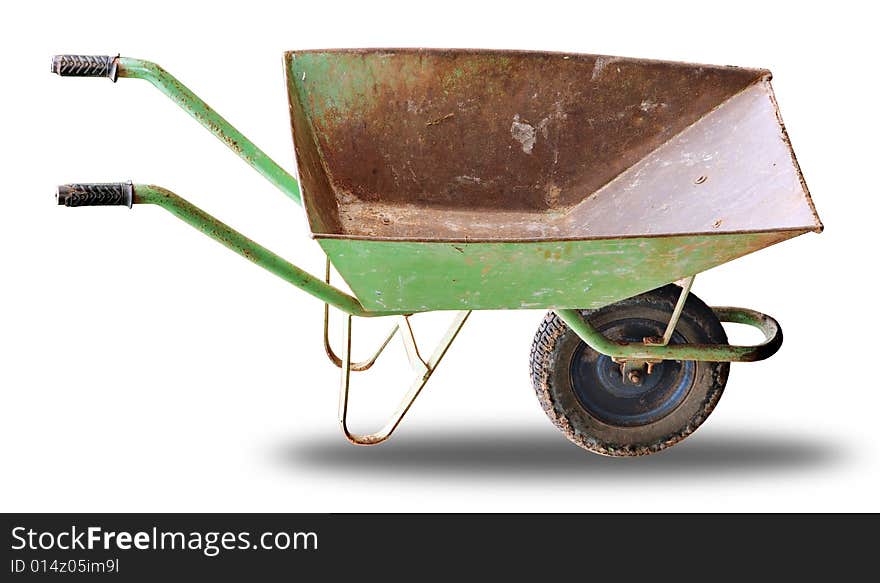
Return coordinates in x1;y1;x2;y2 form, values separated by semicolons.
337;311;471;446
323;258;400;371
660;275;694;346
616;275;694;380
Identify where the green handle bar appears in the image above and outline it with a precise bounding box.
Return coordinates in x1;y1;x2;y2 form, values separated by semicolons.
51;55;391;317
51;54;302;205
56;182;403;318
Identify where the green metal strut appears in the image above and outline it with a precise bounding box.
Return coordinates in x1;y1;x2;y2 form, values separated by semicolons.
55;182;401;318
554;306;782;363
51;54;302;205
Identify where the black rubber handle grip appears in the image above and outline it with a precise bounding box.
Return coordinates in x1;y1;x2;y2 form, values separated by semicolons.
57;182;133;207
51;55;118;81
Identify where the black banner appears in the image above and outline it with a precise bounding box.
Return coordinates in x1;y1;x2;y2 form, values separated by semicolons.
0;514;873;579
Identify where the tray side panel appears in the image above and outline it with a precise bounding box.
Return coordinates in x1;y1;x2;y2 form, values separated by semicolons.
318;230;803;312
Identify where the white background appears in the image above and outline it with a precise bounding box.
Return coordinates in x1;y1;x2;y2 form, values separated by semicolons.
1;1;876;512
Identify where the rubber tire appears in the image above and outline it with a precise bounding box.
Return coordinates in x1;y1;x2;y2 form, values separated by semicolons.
530;285;730;456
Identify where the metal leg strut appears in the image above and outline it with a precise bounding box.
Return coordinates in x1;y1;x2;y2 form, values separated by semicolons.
322;258;400;371
337;311;471;446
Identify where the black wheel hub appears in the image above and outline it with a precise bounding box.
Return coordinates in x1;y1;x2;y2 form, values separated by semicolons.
569;317;695;427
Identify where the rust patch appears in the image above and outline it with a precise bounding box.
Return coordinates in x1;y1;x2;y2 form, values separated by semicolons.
286;49;768;239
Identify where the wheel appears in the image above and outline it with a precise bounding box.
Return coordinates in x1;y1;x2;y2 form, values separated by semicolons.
530;284;730;456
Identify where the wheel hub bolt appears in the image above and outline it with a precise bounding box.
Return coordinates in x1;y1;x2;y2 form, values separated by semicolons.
627;370;643;384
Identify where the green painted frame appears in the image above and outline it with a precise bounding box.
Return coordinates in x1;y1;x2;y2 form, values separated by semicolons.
54;55;799;363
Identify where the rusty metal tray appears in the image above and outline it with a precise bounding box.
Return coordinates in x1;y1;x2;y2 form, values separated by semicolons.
284;49;820;311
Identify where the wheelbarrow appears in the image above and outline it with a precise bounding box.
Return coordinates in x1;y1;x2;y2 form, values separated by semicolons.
51;49;822;456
